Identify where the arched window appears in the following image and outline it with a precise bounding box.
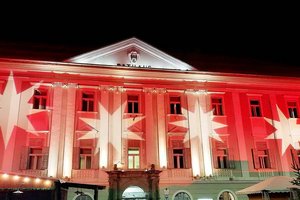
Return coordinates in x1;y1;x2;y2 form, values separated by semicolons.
174;191;192;200
218;191;235;200
75;194;93;200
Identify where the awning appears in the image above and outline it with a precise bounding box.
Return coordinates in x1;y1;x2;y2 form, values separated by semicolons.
236;176;300;195
0;172;105;191
0;172;55;191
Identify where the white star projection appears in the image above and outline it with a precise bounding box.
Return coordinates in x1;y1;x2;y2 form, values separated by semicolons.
78;117;101;154
123;115;145;140
168;108;227;142
0;73;40;148
265;105;300;155
201;108;227;142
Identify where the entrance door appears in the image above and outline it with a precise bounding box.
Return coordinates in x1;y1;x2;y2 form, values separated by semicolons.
122;186;147;200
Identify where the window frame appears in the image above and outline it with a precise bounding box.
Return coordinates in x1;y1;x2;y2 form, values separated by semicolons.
252;142;272;169
287;100;299;118
28;147;44;170
211;96;225;116
127;94;140;114
79;147;92;170
173;148;184;169
128;148;140;169
80;91;96;112
249;99;263;117
32;88;48;110
169;96;182;115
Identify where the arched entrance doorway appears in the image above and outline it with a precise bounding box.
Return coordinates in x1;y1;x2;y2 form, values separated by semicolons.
106;169;161;200
122;186;147;199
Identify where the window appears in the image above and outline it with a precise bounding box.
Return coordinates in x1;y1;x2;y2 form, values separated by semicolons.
218;191;235;200
212;97;224;116
257;150;270;168
28;148;43;170
79;148;92;169
170;96;182;114
75;194;93;200
128;148;140;169
252;142;272;169
250;100;262;117
33;89;47;109
127;95;139;113
216;149;229;169
291;149;300;166
213;140;234;169
174;191;191;200
288;101;298;118
81;92;94;112
173;149;184;168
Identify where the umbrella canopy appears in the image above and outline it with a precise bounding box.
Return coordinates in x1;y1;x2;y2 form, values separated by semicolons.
236;176;300;195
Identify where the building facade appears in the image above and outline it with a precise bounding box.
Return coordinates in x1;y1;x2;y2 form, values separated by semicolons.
0;38;300;200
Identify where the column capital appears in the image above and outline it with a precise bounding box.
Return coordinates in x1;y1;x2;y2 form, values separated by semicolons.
52;82;63;87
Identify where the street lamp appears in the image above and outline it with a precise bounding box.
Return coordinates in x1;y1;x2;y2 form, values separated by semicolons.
164;188;169;200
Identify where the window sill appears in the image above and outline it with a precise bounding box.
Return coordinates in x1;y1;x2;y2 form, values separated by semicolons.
77;111;98;114
124;113;144;116
167;113;183;116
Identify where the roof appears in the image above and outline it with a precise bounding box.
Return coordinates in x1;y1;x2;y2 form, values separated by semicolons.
236;176;300;195
66;37;196;71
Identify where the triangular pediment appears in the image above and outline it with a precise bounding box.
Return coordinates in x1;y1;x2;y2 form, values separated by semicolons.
66;37;196;71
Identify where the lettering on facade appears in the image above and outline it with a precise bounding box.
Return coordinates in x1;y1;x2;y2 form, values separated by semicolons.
117;63;151;68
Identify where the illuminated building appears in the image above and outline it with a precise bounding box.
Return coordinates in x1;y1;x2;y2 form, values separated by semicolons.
0;37;299;200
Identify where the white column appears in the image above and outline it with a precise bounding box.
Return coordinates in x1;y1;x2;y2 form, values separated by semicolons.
62;83;77;178
232;92;250;177
198;94;213;176
99;87;109;169
48;82;64;177
156;89;167;168
144;88;158;167
186;91;202;176
109;87;122;167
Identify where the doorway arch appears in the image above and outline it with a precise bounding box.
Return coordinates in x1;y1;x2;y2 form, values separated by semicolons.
122;186;147;199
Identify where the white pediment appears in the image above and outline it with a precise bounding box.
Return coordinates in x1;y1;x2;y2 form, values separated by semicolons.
66;37;196;71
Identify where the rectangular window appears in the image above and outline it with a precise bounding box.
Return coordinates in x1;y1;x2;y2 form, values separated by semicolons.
170;96;182;114
252;142;272;169
173;149;184;168
250;100;262;117
217;149;229;169
288;101;298;118
28;148;43;170
257;150;270;168
82;92;94;112
33;89;47;109
128;149;140;169
212;97;224;116
291;149;300;166
79;148;92;169
127;95;139;113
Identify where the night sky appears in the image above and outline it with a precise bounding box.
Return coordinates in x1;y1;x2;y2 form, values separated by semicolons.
0;10;299;75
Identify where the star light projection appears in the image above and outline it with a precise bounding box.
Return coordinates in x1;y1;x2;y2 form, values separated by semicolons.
265;105;300;155
0;73;41;149
123;115;145;140
168;108;227;142
78;117;101;154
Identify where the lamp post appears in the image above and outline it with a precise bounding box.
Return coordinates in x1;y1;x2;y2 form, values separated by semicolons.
164;188;169;200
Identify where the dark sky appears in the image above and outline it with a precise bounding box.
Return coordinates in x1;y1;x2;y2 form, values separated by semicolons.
0;9;299;75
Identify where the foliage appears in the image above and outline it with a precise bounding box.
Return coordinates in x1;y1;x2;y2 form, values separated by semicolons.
291;162;300;186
